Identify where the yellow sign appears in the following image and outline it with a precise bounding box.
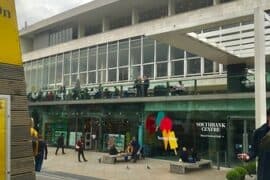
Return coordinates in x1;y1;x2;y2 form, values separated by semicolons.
0;99;6;179
0;0;22;65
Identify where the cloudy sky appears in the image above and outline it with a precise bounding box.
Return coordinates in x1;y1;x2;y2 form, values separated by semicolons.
15;0;94;29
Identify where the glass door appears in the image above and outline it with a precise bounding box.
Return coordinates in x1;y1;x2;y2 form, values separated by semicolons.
226;116;254;167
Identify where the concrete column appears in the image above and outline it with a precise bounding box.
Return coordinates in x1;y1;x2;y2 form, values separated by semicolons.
213;0;221;5
254;7;266;128
78;22;85;38
132;8;139;25
102;17;110;32
168;0;175;16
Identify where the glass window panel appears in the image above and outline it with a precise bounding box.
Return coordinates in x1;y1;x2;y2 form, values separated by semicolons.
131;66;141;80
171;60;184;76
157;63;167;77
88;47;96;71
24;63;31;92
98;70;106;83
119;67;128;81
186;51;197;58
71;74;78;86
64;52;71;74
98;45;107;69
80;48;88;72
223;65;227;72
80;73;87;85
130;38;141;65
143;64;154;78
108;43;117;68
187;58;201;74
49;56;56;84
119;40;129;66
64;75;70;87
31;61;37;90
71;51;79;73
108;69;117;82
204;59;214;74
143;38;154;63
170;47;184;60
88;71;96;84
37;60;43;89
156;42;168;62
56;55;63;83
43;58;49;88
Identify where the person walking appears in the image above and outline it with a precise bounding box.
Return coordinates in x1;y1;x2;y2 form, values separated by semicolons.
143;75;150;97
35;134;48;172
238;109;270;180
76;136;87;162
55;133;65;155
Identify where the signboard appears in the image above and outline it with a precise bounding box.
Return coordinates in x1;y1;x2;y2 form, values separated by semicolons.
0;96;10;180
196;122;226;138
0;0;22;65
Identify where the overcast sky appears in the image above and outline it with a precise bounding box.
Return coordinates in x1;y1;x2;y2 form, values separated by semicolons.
15;0;94;29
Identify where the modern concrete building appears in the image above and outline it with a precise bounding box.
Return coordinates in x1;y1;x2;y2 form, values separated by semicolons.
20;0;270;167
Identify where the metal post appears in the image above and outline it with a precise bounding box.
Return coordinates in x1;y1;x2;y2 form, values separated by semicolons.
254;7;266;128
216;151;220;170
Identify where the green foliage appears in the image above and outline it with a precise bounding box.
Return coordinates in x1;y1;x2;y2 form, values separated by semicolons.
234;167;248;178
242;162;256;175
226;169;241;180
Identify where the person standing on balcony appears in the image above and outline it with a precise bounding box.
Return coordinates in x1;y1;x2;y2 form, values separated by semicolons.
238;109;270;180
143;75;150;97
134;76;142;97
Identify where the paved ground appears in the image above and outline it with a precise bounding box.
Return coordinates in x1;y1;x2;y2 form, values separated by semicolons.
37;147;228;180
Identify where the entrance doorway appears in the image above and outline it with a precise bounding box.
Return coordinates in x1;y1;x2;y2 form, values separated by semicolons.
226;116;254;166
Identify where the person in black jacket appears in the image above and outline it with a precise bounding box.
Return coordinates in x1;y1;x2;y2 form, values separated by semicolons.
55;133;65;155
238;109;270;180
35;134;48;172
143;76;150;97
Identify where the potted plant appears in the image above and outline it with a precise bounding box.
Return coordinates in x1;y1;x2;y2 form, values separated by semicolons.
234;167;248;180
226;169;241;180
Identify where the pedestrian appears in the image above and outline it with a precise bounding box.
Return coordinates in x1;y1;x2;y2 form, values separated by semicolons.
143;75;150;97
55;133;65;155
130;136;140;163
76;136;88;162
238;109;270;180
35;134;48;172
134;76;142;97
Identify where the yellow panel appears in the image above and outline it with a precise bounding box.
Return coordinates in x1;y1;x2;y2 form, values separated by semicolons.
0;99;6;179
0;0;22;65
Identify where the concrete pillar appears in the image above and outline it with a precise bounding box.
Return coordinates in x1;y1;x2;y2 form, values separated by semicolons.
168;0;175;16
254;7;266;128
213;0;221;5
78;22;85;38
132;8;139;25
102;17;110;32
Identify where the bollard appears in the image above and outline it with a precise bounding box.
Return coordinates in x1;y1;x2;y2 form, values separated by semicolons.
216;151;220;170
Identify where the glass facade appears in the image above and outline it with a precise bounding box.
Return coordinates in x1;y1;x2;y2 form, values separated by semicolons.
24;36;223;92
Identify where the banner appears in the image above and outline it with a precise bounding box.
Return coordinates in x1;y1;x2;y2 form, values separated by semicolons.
0;99;6;179
0;0;22;65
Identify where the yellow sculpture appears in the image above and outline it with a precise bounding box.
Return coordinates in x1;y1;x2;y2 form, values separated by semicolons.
30;118;38;156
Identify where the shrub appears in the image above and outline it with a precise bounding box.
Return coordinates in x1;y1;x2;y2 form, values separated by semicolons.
234;167;248;180
226;169;241;180
243;162;256;175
